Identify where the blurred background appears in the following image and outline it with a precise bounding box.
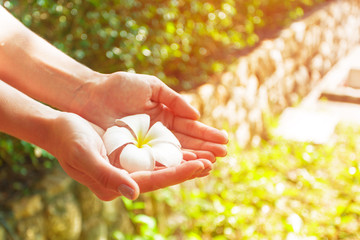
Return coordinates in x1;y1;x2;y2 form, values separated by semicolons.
0;0;328;90
2;0;360;239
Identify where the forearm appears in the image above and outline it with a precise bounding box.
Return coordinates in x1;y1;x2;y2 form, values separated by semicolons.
0;80;60;153
0;6;101;115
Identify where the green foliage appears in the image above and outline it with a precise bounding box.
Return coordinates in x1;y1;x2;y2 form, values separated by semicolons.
142;123;360;239
0;0;329;206
1;1;346;238
2;0;328;90
0;133;55;202
111;198;166;240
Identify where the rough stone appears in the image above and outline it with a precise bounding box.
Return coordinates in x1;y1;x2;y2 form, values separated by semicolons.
320;42;331;58
255;51;275;82
101;200;120;224
286;53;297;69
231;86;246;106
244;75;259;109
212;105;226;122
291;22;306;43
284;76;295;95
294;66;310;90
248;108;263;133
81;218;107;240
310;70;322;84
258;85;270;112
215;84;230;104
311;54;324;74
274;38;285;51
220;71;235;87
17;216;45;240
12;195;43;220
0;227;4;240
198;83;215;103
76;184;103;221
181;92;201;113
102;199;135;234
223;101;238;127
235;122;251;148
45;193;81;240
270;49;283;64
37;168;73;198
235;59;249;86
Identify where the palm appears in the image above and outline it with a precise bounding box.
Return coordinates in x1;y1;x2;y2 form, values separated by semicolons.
52;113;213;200
84;72;228;160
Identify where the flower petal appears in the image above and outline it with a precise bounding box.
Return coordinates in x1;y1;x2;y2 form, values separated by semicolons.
120;144;155;173
151;142;182;167
115;114;150;141
102;126;136;155
146;122;181;147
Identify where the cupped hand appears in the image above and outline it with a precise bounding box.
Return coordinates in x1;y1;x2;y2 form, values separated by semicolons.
76;72;228;160
50;112;212;200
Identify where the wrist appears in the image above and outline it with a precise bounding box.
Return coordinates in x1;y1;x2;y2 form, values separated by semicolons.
34;109;62;155
46;111;80;158
66;70;103;111
67;72;107;125
0;8;105;120
46;111;105;159
0;80;62;153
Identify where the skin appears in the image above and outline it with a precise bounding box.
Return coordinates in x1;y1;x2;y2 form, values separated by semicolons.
0;6;228;200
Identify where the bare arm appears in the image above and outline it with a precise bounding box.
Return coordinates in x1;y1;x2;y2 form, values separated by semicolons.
0;5;101;116
0;5;227;157
0;5;227;199
0;80;211;200
0;80;142;200
0;80;59;151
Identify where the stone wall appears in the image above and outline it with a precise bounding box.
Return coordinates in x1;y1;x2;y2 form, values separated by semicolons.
0;169;136;240
182;0;360;147
1;0;360;239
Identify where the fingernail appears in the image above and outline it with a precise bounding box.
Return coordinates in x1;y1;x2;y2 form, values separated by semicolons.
118;184;135;200
221;129;229;139
222;145;228;157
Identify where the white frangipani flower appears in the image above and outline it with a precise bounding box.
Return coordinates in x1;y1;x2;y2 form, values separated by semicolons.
102;114;182;173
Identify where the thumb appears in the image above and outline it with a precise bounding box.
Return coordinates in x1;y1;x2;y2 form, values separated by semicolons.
151;80;200;120
84;151;140;200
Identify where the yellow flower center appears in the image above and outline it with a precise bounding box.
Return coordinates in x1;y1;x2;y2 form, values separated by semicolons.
136;135;150;148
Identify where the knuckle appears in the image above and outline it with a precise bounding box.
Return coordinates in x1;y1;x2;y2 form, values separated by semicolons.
95;166;112;189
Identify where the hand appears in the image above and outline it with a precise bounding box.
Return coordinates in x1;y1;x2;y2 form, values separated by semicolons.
50;112;212;200
0;8;226;199
76;72;228;161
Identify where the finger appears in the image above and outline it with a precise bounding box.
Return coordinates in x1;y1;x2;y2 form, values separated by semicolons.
89;122;105;136
182;150;198;160
60;162;122;201
150;79;199;120
90;159;210;198
174;132;228;157
80;176;122;201
71;150;140;200
194;159;213;178
198;171;211;178
130;160;205;193
183;149;216;162
172;117;228;144
197;159;213;173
